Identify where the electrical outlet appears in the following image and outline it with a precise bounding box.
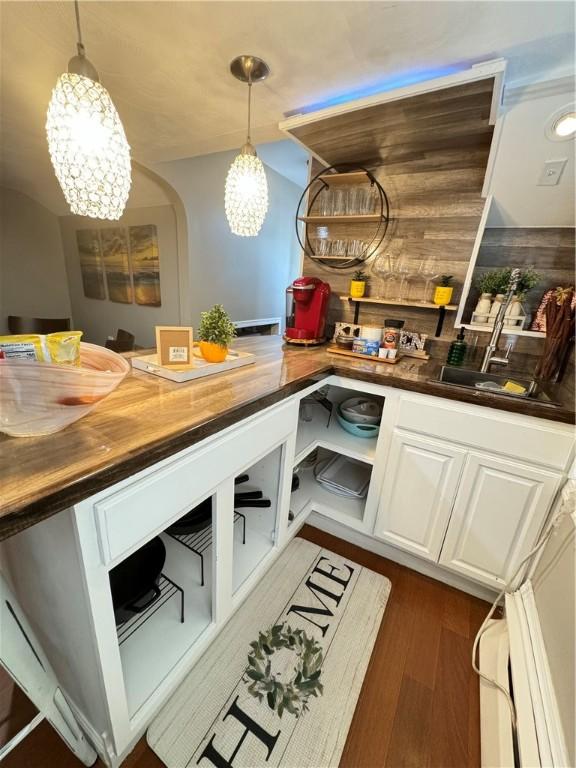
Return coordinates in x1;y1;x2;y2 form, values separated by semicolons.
537;159;567;186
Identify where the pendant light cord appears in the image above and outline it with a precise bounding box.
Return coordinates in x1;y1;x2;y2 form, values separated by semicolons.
74;0;85;56
246;81;252;144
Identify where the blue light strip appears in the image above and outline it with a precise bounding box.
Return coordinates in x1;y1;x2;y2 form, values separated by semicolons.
290;65;465;115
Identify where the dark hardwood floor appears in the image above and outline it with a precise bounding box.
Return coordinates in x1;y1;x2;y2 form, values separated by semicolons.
3;525;489;767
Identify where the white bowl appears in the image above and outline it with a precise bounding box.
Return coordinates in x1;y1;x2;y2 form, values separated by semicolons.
0;342;130;437
340;397;382;424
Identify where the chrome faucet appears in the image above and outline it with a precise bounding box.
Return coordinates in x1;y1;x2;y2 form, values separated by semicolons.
480;268;521;373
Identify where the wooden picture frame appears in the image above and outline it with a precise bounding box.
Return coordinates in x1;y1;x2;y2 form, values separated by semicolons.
155;326;194;367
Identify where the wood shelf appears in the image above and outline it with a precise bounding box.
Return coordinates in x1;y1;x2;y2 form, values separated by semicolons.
294;407;377;467
317;171;371;186
298;214;382;224
461;323;546;338
339;295;458;311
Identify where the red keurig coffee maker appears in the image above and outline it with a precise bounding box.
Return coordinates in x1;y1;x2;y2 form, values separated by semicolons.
284;277;331;345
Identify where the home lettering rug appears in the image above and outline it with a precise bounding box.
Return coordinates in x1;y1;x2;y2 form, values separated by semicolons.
148;537;390;768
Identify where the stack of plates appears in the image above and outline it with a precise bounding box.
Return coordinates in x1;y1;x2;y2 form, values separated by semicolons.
314;455;371;499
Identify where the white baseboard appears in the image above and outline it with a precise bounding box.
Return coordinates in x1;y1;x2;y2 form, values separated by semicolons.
307;512;498;602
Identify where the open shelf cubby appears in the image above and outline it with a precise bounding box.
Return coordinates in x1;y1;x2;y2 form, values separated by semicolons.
290;447;372;531
117;521;214;719
295;384;383;466
232;445;282;595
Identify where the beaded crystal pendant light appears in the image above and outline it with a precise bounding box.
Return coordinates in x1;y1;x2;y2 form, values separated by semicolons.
46;0;131;220
225;56;270;237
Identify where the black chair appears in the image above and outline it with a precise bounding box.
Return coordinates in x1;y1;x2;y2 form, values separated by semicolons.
8;316;71;334
105;329;135;353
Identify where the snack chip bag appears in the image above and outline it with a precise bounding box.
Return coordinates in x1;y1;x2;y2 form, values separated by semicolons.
0;334;49;361
0;331;83;366
46;331;82;366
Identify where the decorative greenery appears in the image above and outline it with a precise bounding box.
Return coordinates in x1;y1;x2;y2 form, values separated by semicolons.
516;265;540;296
476;268;510;295
476;267;540;297
244;623;324;719
198;304;236;348
437;275;453;286
352;269;369;282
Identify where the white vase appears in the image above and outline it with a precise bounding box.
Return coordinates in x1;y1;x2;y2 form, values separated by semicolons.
489;293;505;319
504;295;523;328
474;293;493;323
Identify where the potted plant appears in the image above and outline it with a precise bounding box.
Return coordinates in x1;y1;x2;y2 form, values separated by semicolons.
198;304;236;363
505;266;540;328
516;266;540;298
477;268;508;297
350;269;369;298
433;275;454;306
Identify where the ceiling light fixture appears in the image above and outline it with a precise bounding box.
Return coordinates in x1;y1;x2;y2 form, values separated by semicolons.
545;106;576;142
225;55;270;237
46;0;131;220
554;113;576;138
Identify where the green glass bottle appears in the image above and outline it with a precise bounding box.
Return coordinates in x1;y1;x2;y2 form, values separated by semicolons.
446;329;467;366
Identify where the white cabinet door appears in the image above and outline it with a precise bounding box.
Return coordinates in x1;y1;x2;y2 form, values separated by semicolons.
439;452;561;588
374;430;466;560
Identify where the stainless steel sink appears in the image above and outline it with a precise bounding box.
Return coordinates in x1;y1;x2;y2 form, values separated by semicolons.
436;366;561;406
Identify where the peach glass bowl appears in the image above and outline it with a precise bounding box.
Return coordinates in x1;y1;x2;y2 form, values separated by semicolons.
0;342;130;437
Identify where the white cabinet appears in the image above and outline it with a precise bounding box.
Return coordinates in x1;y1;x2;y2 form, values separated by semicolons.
375;431;466;560
439;452;561;588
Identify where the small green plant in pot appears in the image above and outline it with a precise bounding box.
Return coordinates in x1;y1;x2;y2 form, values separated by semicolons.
515;266;540;298
198;304;236;363
434;275;454;306
350;269;369;298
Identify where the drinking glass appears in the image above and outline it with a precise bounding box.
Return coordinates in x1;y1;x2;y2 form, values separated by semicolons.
319;188;333;217
358;186;376;214
332;189;346;216
331;240;347;258
314;238;331;258
374;253;398;298
373;253;390;297
347;239;366;259
395;257;412;301
417;258;440;303
346;186;361;215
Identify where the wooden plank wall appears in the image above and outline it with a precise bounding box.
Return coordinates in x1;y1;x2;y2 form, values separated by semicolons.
464;227;575;320
295;80;495;340
464;226;576;354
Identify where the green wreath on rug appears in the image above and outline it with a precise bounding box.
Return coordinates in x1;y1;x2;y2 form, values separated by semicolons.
243;623;324;718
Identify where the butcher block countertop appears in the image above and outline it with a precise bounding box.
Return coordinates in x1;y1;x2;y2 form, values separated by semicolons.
0;336;573;539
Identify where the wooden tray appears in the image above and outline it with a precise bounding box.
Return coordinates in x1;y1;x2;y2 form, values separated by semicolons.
283;335;326;346
131;347;255;383
326;346;401;365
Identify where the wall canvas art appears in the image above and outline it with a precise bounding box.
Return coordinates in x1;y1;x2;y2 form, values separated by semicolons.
100;227;133;304
76;229;106;300
130;224;161;307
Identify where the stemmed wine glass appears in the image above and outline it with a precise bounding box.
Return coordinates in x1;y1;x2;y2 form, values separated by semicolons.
395;257;412;301
417;257;440;303
373;253;397;298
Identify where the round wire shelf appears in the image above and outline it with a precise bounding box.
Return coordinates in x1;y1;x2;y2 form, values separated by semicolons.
295;164;390;270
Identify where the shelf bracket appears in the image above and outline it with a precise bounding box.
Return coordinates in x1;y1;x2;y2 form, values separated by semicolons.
435;306;447;337
347;298;361;325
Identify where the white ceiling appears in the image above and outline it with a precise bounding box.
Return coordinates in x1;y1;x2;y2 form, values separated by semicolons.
0;1;574;215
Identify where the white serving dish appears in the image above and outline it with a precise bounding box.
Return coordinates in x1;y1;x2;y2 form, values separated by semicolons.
131;347;255;383
340;396;382;424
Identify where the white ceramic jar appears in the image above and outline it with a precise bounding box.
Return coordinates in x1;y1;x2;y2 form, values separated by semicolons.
474;293;493;323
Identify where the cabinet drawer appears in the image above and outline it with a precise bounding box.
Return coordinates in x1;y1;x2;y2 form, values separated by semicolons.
396;395;574;470
94;401;296;564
